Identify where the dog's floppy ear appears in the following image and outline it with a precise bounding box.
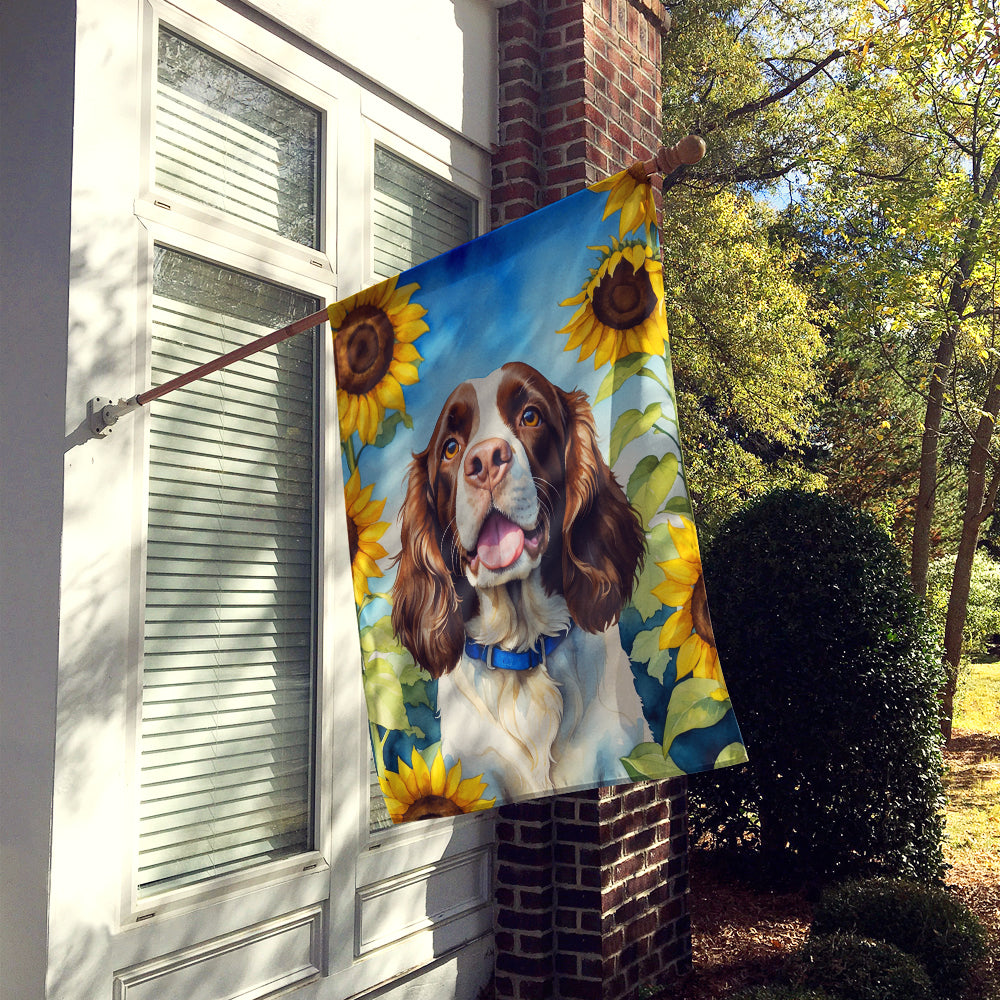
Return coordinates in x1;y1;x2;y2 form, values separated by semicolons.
560;387;645;632
391;451;466;678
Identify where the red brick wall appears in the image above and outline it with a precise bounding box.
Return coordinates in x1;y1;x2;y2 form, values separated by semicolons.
492;0;667;227
490;4;690;998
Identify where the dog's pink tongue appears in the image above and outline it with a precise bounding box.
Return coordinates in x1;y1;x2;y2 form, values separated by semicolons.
477;511;525;571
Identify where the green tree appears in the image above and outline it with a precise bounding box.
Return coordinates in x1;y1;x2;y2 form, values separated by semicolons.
659;1;845;531
805;0;1000;736
660;189;825;531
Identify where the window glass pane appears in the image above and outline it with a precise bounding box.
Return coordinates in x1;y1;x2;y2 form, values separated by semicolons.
368;150;477;831
372;146;477;279
139;246;318;895
156;28;320;248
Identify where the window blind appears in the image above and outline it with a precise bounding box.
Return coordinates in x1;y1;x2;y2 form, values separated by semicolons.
155;28;320;248
138;248;319;895
372;146;478;279
368;148;477;831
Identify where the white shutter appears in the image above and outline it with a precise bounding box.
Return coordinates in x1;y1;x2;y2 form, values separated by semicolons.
138;248;319;895
368;148;477;830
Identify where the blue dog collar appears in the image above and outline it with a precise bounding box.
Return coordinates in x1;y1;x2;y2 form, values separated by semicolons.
464;625;574;671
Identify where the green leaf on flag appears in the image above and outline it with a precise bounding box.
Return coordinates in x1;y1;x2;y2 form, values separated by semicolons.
620;742;685;780
714;742;749;769
595;353;652;404
610;403;662;466
662;677;733;757
362;657;411;732
628;452;678;527
629;626;674;683
663;494;694;516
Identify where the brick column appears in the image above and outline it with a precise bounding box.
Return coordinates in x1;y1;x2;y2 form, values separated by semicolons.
491;7;691;998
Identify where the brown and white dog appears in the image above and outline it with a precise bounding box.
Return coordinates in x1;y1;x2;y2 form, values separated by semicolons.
391;361;649;800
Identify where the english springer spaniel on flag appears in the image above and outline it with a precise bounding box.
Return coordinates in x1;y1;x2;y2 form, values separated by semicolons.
391;362;650;800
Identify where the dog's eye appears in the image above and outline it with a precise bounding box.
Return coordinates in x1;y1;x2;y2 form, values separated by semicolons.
442;438;460;460
521;407;541;428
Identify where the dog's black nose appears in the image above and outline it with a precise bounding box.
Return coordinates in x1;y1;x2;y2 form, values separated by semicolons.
464;437;513;490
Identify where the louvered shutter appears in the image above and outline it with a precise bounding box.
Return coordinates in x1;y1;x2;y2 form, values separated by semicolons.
368;148;477;830
139;248;319;895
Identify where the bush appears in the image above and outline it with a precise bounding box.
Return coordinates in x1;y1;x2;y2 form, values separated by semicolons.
811;878;988;999
731;987;837;1000
791;933;934;1000
691;489;946;882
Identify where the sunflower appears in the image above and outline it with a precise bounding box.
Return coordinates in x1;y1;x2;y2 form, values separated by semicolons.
379;747;496;823
589;163;656;239
344;467;390;607
652;517;722;683
558;237;667;368
330;275;428;444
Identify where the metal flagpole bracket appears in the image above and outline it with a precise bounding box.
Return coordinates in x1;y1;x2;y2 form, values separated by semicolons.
88;395;141;438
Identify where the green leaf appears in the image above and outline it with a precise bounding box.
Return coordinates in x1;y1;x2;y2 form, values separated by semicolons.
595;353;652;404
631;522;677;620
714;742;749;769
360;615;407;657
628;452;679;527
363;657;411;732
621;742;685;779
629;626;675;683
662;677;733;756
663;494;694;515
610;403;662;466
401;676;433;711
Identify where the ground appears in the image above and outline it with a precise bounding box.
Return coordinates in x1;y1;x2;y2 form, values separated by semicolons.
669;723;1000;1000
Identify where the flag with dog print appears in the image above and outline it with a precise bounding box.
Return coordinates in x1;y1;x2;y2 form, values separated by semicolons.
334;164;747;823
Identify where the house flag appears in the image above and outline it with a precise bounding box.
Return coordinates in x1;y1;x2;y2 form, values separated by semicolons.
334;165;748;822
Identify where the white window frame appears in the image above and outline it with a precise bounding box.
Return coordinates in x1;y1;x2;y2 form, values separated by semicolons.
110;0;495;991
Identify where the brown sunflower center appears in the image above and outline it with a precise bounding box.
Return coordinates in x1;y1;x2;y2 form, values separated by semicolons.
401;795;465;821
690;574;716;648
334;304;395;395
592;258;658;330
346;511;359;566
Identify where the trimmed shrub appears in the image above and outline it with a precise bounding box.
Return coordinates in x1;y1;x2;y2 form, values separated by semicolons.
792;933;934;1000
691;489;946;882
811;878;988;999
732;987;838;1000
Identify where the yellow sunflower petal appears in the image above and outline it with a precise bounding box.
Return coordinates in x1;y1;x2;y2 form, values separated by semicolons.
453;775;491;808
443;759;463;798
430;752;447;796
396;757;421;800
393;342;422;364
410;748;432;791
676;633;718;681
659;607;694;650
375;377;407;413
652;577;695;608
381;768;416;808
692;646;722;682
392;363;420;387
668;518;700;563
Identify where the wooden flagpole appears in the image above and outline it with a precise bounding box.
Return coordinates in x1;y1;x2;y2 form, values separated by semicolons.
88;136;705;437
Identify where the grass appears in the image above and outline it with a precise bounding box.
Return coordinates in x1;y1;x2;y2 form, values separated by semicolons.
940;658;1000;1000
945;660;1000;870
955;658;1000;734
